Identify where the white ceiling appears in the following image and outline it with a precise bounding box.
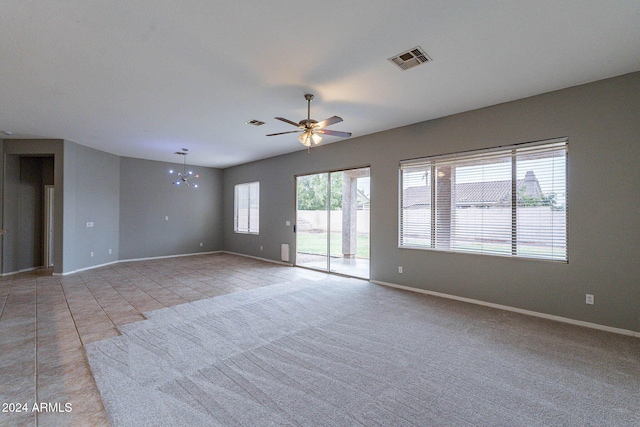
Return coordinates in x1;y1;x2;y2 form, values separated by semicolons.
2;1;639;168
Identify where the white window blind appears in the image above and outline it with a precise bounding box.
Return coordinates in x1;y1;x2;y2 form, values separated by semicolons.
234;182;260;234
399;138;567;261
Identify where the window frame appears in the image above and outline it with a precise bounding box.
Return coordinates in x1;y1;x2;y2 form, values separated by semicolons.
234;181;260;235
399;138;567;262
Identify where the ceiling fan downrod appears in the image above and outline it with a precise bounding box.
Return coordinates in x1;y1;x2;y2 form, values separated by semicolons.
305;93;313;121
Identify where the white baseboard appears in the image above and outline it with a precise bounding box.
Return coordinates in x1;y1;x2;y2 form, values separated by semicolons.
49;250;289;276
24;250;286;277
53;260;119;276
52;251;222;276
118;251;221;264
18;254;635;338
222;251;293;267
371;280;640;339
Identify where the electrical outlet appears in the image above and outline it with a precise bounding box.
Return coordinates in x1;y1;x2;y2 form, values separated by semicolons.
260;246;263;251
200;242;203;247
398;266;403;274
165;216;169;221
86;222;94;228
108;248;112;254
586;294;594;305
90;252;94;257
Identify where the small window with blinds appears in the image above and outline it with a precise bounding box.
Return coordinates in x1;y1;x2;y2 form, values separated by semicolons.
234;181;260;234
399;138;567;261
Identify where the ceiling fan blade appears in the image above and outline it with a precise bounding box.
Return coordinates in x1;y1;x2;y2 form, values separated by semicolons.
315;116;343;129
316;129;352;138
266;130;302;136
275;117;302;127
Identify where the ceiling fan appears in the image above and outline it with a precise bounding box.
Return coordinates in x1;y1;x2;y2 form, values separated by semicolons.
266;94;351;149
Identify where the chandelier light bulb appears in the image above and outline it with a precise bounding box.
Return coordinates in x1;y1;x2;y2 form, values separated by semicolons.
169;149;199;188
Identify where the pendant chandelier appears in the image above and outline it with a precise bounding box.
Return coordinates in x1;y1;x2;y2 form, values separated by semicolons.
169;149;199;188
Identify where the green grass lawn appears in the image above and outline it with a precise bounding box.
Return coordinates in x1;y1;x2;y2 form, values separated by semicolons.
402;237;565;260
297;232;370;259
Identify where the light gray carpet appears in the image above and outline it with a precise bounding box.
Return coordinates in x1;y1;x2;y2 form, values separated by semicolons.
86;277;640;426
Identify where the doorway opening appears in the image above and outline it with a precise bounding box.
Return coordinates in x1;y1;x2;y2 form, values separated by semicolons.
295;167;370;279
2;155;54;274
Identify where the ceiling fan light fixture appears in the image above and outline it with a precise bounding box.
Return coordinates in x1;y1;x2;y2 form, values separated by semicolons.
298;131;311;146
298;131;322;147
268;93;349;149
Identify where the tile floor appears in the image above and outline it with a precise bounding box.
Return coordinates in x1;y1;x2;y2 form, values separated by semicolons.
0;253;329;426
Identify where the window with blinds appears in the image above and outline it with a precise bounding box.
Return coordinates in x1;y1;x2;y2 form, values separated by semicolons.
399;138;567;261
234;181;260;234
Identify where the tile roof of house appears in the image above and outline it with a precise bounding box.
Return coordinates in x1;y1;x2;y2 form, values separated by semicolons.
403;171;542;208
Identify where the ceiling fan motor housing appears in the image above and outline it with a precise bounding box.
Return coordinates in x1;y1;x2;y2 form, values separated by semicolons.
300;119;318;128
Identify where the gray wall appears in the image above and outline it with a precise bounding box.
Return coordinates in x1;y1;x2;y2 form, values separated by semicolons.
2;140;222;274
222;72;640;332
1;140;119;274
119;156;223;260
3;140;65;274
2;154;21;271
63;141;120;272
2;73;637;331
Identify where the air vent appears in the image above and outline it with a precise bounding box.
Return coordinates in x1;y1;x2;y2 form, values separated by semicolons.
245;119;266;126
388;46;432;71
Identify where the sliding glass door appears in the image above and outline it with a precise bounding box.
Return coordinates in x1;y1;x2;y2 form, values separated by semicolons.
295;172;330;271
295;167;370;279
